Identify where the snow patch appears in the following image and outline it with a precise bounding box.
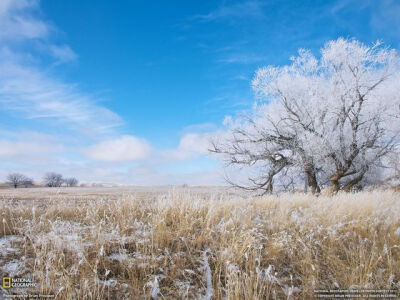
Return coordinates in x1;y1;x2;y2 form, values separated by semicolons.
198;249;213;300
109;253;128;262
0;235;23;257
394;226;400;237
1;259;25;276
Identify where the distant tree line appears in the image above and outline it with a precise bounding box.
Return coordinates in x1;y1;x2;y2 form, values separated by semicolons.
5;172;79;188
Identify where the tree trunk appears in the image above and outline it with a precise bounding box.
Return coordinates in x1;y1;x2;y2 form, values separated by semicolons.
342;170;367;192
306;168;320;194
264;172;274;194
330;175;340;194
267;181;273;194
304;172;308;193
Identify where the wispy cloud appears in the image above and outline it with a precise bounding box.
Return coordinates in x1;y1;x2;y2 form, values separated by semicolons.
84;135;152;162
328;0;400;42
0;130;64;163
180;122;218;134
0;0;122;135
0;0;230;185
0;0;49;41
368;0;400;39
49;44;77;63
193;0;266;22
0;139;61;158
0;58;122;134
217;52;265;64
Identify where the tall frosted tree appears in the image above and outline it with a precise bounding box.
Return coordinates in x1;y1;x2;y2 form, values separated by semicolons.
212;38;400;194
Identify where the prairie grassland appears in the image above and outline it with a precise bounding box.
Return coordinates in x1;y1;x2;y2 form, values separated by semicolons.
0;188;399;299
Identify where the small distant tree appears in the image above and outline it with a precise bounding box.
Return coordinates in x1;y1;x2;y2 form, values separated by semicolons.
64;177;78;187
22;177;34;188
6;173;27;188
43;172;63;187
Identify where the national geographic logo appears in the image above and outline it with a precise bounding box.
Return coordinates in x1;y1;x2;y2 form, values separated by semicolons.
2;277;11;288
2;277;37;288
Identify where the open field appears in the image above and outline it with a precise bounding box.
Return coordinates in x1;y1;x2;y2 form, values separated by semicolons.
0;187;399;299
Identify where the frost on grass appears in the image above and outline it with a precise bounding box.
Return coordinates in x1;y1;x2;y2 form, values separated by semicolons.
261;265;280;284
146;275;165;300
108;252;128;262
0;189;398;299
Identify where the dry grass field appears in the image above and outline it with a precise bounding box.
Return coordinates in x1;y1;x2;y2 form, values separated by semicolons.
0;187;399;299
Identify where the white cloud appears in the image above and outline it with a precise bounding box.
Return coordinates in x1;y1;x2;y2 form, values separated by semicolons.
193;0;265;22
369;0;400;38
0;131;64;163
218;53;265;64
163;132;216;161
178;133;211;154
0;0;49;41
49;45;77;63
0;1;228;186
0;139;61;157
121;166;225;186
84;135;152;162
181;122;217;134
0;60;122;134
0;1;121;135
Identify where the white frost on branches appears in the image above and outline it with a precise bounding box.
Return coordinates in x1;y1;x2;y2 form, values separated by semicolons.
212;38;400;194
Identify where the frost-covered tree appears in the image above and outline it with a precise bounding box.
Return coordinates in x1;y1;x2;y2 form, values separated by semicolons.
22;177;34;188
6;173;28;188
43;172;64;187
212;38;400;194
64;177;78;187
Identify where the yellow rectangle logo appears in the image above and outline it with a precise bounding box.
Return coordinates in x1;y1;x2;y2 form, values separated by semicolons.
2;277;11;288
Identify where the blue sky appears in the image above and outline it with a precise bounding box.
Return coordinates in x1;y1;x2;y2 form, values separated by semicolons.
0;0;399;184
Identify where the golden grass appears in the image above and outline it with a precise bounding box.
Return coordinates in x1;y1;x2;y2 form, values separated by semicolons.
0;188;399;299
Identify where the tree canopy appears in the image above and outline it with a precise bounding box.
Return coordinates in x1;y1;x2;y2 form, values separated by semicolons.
211;38;400;194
